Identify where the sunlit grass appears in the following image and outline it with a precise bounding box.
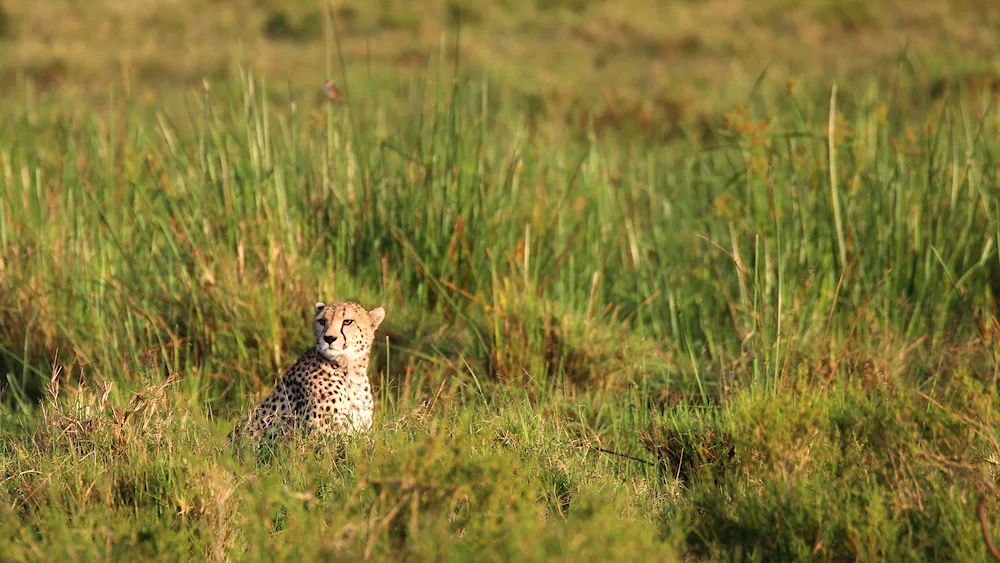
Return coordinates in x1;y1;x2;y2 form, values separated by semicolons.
1;35;1000;560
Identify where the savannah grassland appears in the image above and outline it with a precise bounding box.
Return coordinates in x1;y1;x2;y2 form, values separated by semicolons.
2;0;1000;560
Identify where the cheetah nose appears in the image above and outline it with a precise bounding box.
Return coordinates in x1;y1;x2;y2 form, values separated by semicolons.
324;335;337;344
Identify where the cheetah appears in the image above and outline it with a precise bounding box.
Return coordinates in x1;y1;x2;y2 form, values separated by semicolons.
232;301;386;443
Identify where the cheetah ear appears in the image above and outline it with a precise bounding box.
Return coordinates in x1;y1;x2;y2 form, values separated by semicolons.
369;307;385;331
314;302;327;315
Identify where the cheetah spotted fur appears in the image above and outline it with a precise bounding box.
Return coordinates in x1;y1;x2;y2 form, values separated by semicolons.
233;301;385;442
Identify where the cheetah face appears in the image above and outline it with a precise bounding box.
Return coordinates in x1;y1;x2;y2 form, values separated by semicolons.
313;301;386;362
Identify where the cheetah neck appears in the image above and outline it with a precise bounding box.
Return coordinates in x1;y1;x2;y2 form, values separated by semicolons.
311;347;371;376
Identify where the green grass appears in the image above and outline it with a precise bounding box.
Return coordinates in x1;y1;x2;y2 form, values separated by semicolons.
2;34;1000;560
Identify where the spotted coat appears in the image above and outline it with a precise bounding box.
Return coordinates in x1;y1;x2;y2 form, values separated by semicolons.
234;301;386;441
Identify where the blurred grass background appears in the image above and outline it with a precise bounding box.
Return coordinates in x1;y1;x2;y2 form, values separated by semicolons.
1;1;1000;561
2;0;1000;130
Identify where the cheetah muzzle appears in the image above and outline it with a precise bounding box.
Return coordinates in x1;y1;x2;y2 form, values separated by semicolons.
231;300;386;443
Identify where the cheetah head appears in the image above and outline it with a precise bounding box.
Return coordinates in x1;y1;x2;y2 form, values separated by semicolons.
313;301;386;362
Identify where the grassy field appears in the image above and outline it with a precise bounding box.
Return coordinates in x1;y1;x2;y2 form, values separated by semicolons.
3;0;1000;130
2;3;1000;561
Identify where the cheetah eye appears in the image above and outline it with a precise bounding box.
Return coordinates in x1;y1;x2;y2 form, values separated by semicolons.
317;319;326;327
343;319;354;326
